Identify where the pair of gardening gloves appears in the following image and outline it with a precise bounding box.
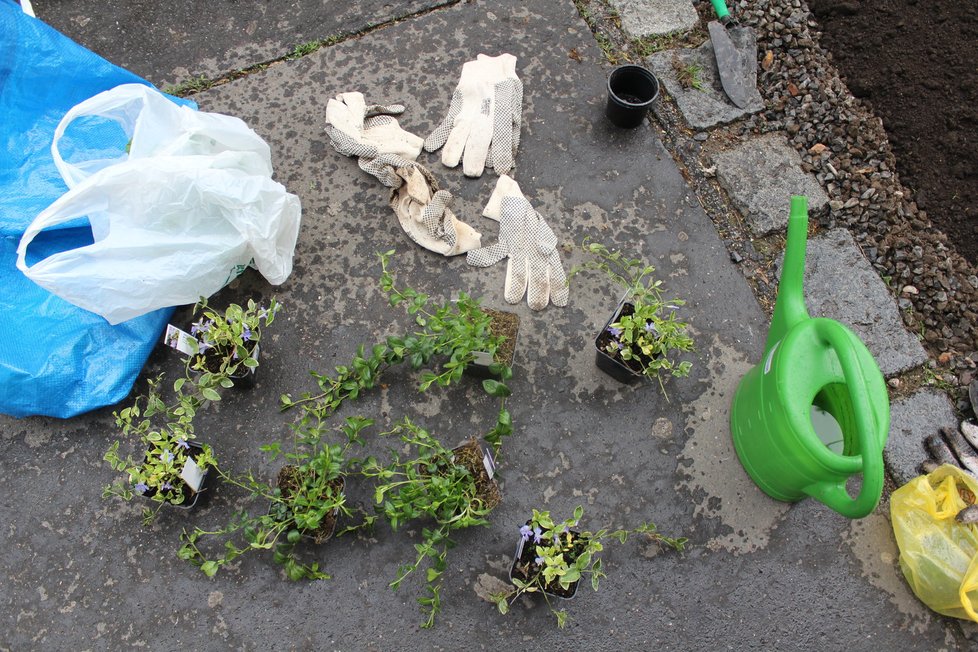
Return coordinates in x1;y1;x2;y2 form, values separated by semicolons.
323;54;567;310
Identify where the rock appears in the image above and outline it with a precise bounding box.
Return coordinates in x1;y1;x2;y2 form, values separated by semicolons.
902;285;918;295
887;377;902;389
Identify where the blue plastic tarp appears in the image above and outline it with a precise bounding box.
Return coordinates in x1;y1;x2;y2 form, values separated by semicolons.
0;1;194;418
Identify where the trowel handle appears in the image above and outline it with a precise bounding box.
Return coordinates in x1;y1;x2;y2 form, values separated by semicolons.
710;0;731;21
803;320;884;519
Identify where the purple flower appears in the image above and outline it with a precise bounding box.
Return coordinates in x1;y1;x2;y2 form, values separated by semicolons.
533;526;543;544
198;341;212;354
242;326;252;342
258;308;268;320
161;482;173;491
175;439;190;450
190;322;201;336
134;482;149;494
162;451;174;463
607;326;622;338
534;556;545;566
519;524;533;541
644;322;658;334
553;534;561;546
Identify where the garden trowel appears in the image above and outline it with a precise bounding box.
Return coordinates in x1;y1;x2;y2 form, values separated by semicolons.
707;0;755;108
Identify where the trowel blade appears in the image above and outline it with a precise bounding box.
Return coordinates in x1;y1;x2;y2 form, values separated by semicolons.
708;20;753;109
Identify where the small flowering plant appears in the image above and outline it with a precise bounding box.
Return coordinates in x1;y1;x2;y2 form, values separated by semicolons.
103;376;217;525
185;296;280;380
572;239;694;397
178;415;372;581
494;506;687;628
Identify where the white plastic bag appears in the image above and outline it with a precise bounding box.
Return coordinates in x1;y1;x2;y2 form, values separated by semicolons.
52;83;274;186
16;85;301;325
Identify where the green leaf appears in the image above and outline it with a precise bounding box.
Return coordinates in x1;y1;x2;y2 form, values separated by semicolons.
201;561;219;577
482;379;511;398
201;387;221;402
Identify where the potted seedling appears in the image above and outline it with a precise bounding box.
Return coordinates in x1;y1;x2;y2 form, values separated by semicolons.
360;417;502;628
178;415;372;581
103;376;217;525
170;297;280;389
573;240;694;396
493;505;687;627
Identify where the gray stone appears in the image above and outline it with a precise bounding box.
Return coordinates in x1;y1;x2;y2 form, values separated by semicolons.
647;24;763;129
713;133;830;235
793;228;929;377
885;389;958;487
609;0;698;38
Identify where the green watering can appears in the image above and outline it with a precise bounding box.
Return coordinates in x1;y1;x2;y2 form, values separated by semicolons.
730;196;889;519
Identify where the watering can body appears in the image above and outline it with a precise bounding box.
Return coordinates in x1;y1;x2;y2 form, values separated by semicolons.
730;196;889;519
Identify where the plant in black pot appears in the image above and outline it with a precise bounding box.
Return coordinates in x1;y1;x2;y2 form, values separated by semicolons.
103;376;217;525
493;506;687;627
177;415;372;581
360;417;503;629
573;240;694;396
183;296;281;389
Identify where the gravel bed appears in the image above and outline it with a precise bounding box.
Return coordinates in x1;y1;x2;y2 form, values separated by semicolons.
576;0;978;410
723;0;978;409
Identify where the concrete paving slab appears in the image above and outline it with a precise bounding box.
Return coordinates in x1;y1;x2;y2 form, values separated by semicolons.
609;0;698;38
796;228;929;377
35;0;453;87
885;389;958;487
713;133;829;235
0;1;962;649
647;26;763;130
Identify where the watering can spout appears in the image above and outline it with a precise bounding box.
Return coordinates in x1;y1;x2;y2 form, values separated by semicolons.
767;195;812;349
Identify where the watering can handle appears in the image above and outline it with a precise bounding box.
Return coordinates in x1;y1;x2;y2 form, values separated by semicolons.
803;320;884;519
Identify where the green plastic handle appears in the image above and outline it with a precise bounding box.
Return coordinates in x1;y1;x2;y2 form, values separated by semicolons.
710;0;731;20
802;320;884;519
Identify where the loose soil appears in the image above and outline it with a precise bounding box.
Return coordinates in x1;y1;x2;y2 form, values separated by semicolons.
276;466;342;544
451;438;502;511
481;308;520;368
810;0;978;264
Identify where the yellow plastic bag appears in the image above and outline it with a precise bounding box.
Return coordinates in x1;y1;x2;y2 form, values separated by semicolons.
891;464;978;621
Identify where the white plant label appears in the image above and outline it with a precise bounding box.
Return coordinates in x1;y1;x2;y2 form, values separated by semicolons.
472;350;494;367
482;447;496;480
180;457;206;492
164;324;198;356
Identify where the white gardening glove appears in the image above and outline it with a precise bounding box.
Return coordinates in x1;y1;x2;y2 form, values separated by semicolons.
389;164;481;257
467;175;568;310
424;54;522;178
325;91;424;186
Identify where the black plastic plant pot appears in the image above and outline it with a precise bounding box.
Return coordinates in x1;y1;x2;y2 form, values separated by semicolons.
139;441;211;510
229;343;259;390
606;65;660;128
509;525;580;600
466;308;521;379
594;299;646;385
